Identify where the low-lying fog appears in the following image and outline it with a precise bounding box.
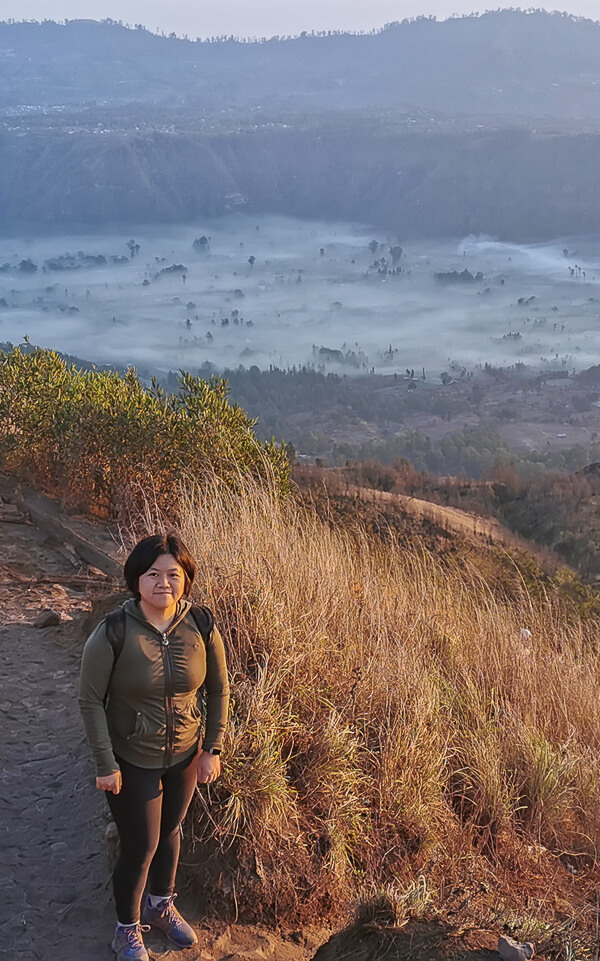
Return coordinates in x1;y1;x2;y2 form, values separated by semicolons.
1;215;599;377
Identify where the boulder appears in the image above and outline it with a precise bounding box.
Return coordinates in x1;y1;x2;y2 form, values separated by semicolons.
498;936;535;961
34;609;61;628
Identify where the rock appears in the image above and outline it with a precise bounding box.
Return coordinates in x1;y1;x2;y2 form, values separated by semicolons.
33;609;61;628
498;935;535;961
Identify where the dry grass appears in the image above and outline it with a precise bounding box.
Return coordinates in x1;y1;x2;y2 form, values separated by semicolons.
128;477;600;926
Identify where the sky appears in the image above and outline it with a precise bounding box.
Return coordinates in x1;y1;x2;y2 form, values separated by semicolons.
1;0;599;38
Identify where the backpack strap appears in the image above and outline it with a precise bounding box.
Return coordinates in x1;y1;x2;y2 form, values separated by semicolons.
189;605;214;643
104;604;214;665
105;607;127;664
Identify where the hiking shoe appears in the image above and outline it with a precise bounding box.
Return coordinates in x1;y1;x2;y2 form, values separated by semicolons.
111;923;150;961
142;894;198;948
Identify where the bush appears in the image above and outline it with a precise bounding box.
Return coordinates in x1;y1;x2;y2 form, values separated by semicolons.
0;347;288;518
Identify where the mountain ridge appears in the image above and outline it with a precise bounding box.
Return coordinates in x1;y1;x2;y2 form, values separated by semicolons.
3;12;600;120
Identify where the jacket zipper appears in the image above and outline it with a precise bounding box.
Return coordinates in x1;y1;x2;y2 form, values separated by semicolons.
160;632;175;767
127;605;191;767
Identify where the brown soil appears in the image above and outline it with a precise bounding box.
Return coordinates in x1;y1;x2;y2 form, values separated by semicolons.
0;505;323;961
314;920;500;961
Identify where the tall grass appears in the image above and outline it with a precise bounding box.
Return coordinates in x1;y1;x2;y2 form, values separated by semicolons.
129;477;600;924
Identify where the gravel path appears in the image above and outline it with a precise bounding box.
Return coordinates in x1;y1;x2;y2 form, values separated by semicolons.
0;619;116;960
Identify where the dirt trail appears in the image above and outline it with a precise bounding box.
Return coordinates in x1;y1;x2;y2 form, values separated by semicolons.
336;483;549;558
0;516;117;960
0;506;322;961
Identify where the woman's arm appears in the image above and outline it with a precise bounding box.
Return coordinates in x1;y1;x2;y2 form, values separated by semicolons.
201;624;230;754
78;622;121;779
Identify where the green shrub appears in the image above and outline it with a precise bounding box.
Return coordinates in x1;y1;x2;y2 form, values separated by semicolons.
0;347;288;517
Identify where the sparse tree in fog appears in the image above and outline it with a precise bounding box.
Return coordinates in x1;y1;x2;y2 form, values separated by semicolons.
390;245;403;265
127;239;140;258
18;259;37;273
368;239;379;254
248;255;256;266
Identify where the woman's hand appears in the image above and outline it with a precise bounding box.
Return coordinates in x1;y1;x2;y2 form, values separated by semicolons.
96;771;122;794
197;751;221;784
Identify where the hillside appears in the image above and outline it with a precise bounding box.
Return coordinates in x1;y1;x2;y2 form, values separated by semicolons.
3;12;600;120
5;475;598;960
321;458;600;586
3;118;600;238
3;350;600;955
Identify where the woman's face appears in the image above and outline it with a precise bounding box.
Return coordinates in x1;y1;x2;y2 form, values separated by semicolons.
138;553;187;613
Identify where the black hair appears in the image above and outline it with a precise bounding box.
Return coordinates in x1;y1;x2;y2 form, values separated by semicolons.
123;533;196;599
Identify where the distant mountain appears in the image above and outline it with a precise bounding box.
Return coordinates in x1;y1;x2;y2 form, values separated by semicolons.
1;12;600;120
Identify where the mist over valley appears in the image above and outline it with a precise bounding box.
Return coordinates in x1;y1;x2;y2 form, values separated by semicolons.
3;217;600;377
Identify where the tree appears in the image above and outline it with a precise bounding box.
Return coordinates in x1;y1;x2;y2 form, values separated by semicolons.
18;259;38;273
248;256;256;267
368;240;379;254
390;245;403;265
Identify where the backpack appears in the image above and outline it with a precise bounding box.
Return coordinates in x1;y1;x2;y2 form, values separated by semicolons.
105;605;215;664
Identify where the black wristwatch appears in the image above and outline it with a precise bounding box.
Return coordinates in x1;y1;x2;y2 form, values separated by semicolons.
206;748;221;756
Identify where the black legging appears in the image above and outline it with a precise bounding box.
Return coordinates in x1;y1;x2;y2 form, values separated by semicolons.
106;749;198;924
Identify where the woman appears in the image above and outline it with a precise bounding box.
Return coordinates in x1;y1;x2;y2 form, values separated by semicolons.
79;533;230;961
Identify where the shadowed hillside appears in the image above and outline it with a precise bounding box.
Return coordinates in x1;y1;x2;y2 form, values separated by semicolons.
2;120;600;238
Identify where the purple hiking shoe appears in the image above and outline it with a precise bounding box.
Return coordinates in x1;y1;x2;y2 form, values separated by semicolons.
111;923;150;961
142;894;198;948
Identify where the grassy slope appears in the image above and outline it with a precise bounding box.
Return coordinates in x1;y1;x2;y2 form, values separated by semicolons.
8;346;597;944
321;459;600;585
123;476;600;948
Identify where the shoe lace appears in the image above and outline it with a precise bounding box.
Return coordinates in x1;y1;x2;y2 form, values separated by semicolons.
158;895;183;926
124;924;150;947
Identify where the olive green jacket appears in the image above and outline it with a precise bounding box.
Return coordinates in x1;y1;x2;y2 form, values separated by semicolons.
79;599;230;777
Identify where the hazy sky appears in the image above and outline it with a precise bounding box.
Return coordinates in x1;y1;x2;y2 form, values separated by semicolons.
2;1;599;38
